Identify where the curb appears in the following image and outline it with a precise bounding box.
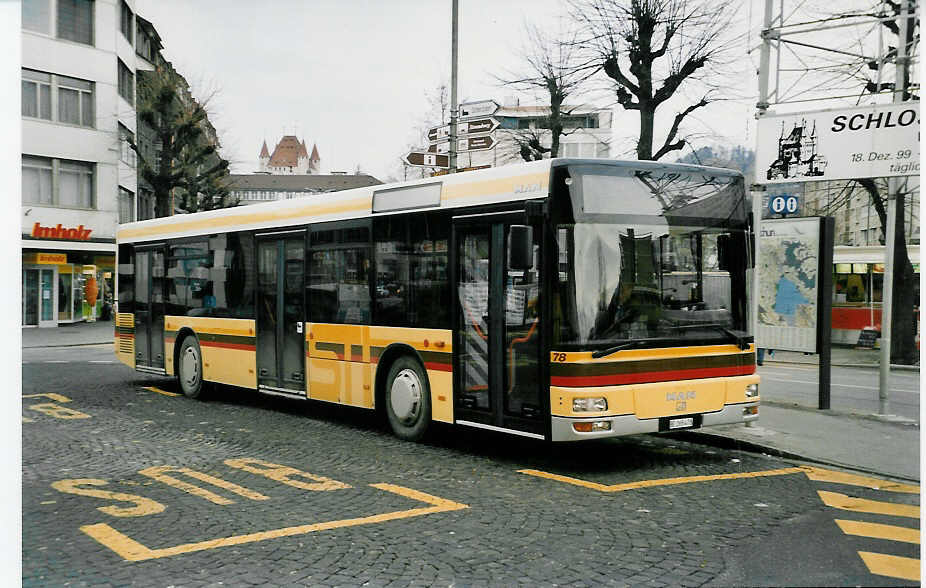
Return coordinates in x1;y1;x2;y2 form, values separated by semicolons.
671;430;921;485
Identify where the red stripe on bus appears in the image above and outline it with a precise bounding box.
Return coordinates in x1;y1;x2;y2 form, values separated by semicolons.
424;361;453;372
550;365;755;387
200;341;256;351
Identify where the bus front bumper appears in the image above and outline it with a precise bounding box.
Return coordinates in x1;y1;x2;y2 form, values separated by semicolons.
550;402;759;442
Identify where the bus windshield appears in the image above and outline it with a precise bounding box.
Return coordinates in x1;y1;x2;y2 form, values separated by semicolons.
553;165;751;349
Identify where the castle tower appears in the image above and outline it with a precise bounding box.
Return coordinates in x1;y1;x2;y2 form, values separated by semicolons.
258;139;270;173
258;136;320;175
309;143;321;174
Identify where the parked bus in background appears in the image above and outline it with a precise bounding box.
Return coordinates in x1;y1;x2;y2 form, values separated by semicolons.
832;245;920;347
115;159;759;442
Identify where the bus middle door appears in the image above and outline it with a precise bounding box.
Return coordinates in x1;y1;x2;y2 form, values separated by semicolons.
256;232;306;397
453;214;545;440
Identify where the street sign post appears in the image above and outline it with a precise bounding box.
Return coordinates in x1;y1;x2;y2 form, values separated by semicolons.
405;152;449;168
459;100;499;119
428;118;499;142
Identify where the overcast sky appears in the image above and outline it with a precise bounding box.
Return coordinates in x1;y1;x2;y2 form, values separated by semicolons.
135;0;761;182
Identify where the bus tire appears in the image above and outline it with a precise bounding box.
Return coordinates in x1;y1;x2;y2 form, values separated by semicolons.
177;336;205;399
384;355;431;441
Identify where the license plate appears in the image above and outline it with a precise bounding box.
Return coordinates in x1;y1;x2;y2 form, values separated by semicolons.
669;417;694;430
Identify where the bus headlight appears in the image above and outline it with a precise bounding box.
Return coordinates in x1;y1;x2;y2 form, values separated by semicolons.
745;384;759;398
573;397;608;412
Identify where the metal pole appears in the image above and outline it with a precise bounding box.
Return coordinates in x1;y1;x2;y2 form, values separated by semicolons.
756;0;774;114
449;0;459;174
878;0;911;414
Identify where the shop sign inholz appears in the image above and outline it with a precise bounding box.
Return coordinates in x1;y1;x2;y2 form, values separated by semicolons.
24;252;67;265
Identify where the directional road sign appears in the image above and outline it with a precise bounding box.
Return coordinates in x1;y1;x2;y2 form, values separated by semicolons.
405;151;449;168
459;100;499;119
464;135;496;151
427;118;500;142
428;135;497;154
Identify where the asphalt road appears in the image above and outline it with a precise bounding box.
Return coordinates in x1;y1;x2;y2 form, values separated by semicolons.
22;344;921;586
757;363;921;421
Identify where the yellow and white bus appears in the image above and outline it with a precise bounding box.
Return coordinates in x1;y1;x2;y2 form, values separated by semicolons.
115;158;759;442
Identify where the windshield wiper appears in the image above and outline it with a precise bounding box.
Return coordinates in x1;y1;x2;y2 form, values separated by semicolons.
674;323;751;350
591;340;646;359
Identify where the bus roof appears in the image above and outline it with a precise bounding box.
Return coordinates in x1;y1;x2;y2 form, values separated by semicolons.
117;158;744;244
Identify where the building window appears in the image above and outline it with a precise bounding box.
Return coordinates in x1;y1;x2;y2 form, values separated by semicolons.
22;155;95;209
21;70;51;120
58;159;94;208
22;0;51;34
118;187;134;223
138;188;154;220
57;0;93;45
120;1;133;44
58;74;94;126
22;156;53;205
22;69;94;128
119;123;136;166
117;59;133;104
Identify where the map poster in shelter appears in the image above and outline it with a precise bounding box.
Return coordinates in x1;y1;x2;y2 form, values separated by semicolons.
757;217;822;352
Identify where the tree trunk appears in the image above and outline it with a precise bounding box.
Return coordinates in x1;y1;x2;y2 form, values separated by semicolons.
638;105;655;160
890;191;917;364
858;178;917;364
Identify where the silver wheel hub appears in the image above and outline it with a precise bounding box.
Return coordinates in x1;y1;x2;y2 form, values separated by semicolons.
390;368;421;423
181;345;199;388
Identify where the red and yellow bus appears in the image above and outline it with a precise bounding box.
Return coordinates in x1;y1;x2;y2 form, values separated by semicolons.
115;158;759;441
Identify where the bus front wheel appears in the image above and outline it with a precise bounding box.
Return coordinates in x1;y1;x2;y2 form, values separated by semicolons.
177;336;205;399
385;356;431;441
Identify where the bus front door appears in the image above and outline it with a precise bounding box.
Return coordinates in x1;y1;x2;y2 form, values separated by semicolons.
134;246;166;373
454;218;545;439
256;233;306;396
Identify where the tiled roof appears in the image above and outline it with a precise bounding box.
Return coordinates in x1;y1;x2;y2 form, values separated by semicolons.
309;143;320;161
268;135;306;167
259;140;269;158
227;174;382;193
300;140;309;158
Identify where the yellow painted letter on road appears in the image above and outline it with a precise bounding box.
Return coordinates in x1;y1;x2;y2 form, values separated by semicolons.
51;479;165;517
224;458;351;491
139;466;269;505
23;393;72;403
28;402;91;419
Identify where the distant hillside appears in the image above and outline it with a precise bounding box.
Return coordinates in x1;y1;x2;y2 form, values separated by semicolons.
675;145;755;183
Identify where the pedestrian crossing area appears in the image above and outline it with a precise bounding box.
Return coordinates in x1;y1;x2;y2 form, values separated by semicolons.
808;467;919;582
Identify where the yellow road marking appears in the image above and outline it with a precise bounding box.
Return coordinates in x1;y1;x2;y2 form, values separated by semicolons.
139;466;269;505
28;402;91;420
23;393;71;403
143;387;180;397
51;479;166;517
835;519;920;544
80;483;469;561
805;467;919;494
818;491;920;518
858;552;920;581
518;467;805;492
224;458;351;491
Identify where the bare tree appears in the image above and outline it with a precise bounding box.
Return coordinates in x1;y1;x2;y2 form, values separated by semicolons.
571;0;739;161
496;23;595;158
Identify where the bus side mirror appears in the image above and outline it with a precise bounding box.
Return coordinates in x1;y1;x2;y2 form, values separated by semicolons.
510;225;534;270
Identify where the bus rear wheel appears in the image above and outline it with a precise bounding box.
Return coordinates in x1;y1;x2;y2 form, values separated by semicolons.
177;336;205;399
385;356;431;441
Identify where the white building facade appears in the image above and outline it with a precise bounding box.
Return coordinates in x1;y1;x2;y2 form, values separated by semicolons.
21;0;156;326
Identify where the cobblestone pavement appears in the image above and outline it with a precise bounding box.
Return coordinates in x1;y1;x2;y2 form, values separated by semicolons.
23;355;920;586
